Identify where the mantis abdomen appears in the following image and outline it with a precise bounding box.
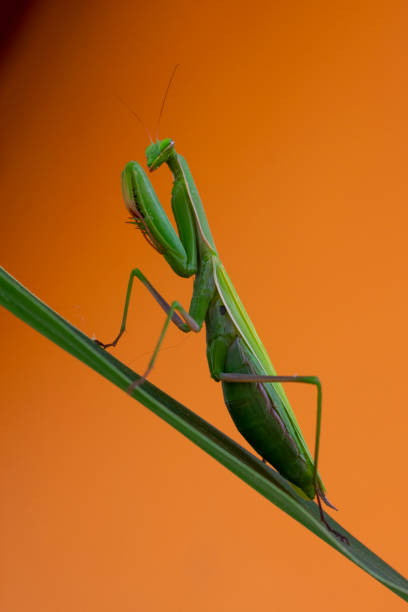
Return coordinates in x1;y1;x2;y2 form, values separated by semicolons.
206;295;315;498
222;338;315;498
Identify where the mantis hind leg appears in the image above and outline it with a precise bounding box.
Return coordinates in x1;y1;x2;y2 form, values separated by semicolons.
219;371;349;545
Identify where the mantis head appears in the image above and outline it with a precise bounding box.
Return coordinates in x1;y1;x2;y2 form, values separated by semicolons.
146;138;175;172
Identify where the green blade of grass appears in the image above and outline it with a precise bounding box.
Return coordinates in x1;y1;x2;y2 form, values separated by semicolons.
1;265;407;601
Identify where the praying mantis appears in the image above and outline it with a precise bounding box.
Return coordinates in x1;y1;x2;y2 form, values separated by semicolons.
97;72;347;544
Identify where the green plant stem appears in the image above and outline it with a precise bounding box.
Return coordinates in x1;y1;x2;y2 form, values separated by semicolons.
0;266;407;601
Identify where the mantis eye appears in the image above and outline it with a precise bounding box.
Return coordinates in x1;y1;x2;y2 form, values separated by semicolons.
146;139;174;170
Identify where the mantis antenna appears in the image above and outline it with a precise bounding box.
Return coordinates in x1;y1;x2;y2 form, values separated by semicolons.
155;64;180;141
117;96;153;144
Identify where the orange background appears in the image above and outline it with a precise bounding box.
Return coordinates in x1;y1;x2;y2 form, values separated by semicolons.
1;1;407;610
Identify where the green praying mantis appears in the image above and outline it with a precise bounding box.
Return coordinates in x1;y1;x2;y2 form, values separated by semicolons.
97;70;348;545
